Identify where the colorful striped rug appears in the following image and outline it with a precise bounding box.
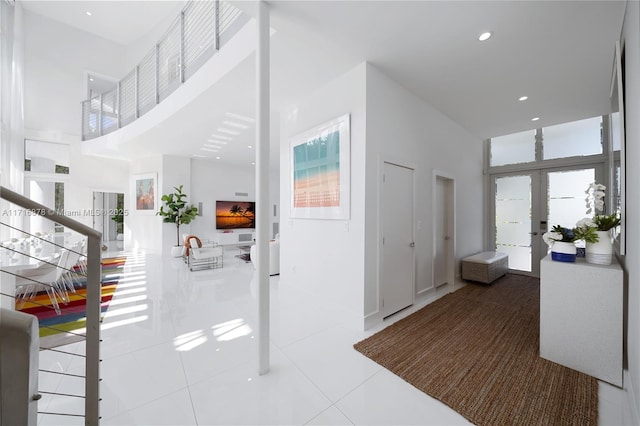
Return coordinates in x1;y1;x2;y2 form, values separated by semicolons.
17;256;126;348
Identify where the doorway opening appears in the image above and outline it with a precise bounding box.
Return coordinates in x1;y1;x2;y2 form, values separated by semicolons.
432;171;455;293
93;191;124;251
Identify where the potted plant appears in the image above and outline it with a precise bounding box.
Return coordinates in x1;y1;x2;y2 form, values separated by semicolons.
157;185;198;257
111;211;124;240
574;183;621;265
543;225;577;262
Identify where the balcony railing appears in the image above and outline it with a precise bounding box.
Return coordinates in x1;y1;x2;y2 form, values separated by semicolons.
81;0;246;141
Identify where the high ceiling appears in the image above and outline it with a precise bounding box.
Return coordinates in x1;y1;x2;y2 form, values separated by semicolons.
22;0;627;167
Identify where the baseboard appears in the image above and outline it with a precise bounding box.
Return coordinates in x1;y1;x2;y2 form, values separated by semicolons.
625;369;640;426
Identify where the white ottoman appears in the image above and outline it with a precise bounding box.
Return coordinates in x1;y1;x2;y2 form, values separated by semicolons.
462;251;509;284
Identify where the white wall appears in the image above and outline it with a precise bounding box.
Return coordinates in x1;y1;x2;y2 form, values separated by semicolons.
128;156;162;253
23;11;127;137
363;64;483;324
621;0;640;422
279;62;483;328
280;63;367;319
190;159;286;241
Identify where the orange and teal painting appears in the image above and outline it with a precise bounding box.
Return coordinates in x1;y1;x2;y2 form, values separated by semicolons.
293;130;341;208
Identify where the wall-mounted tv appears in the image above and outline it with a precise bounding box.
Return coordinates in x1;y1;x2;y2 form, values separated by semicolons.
216;201;255;229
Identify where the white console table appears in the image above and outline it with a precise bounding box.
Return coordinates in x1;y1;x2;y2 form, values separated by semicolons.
540;255;623;386
213;232;254;246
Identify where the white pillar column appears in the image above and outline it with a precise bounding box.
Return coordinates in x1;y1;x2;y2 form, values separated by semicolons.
256;0;270;376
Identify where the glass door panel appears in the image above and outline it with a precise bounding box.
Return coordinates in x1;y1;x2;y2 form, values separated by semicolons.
494;175;534;273
547;168;595;228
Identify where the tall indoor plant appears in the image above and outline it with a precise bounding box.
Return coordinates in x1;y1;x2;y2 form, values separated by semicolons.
157;185;198;255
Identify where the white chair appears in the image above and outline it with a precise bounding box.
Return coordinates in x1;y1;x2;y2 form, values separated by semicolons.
14;250;70;314
186;237;223;271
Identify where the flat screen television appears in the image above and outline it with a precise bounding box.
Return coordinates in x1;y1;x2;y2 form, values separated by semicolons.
215;200;255;229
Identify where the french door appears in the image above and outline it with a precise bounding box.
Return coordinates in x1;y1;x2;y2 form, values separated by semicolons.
490;164;603;277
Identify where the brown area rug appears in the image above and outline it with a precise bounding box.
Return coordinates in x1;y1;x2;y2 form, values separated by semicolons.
354;274;598;426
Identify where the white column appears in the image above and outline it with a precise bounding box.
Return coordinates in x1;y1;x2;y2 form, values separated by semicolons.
256;0;270;376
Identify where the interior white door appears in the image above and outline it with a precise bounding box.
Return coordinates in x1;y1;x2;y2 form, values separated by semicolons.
381;162;415;318
434;177;450;287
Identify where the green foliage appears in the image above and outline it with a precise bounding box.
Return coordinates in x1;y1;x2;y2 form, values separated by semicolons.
573;225;599;243
550;225;576;242
593;213;620;232
157;185;198;245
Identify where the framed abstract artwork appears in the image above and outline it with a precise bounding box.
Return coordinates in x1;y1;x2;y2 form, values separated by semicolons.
290;114;350;219
133;173;157;213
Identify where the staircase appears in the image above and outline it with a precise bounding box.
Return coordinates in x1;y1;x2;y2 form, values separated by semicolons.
0;186;102;425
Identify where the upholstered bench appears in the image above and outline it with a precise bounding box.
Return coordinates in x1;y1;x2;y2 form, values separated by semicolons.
462;251;509;284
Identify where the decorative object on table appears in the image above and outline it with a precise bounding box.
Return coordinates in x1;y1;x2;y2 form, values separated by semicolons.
157;185;198;257
574;183;620;265
133;172;157;213
290;114;350;220
542;225;576;262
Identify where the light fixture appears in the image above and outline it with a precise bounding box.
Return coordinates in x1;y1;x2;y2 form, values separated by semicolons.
203;144;220;149
251;162;256;165
200;147;219;153
223;121;249;129
247;145;253;149
193;154;207;158
217;128;240;135
89;77;94;82
216;156;221;160
478;31;492;41
532;117;540;121
207;139;228;145
86;11;92;16
224;112;255;123
519;96;528;101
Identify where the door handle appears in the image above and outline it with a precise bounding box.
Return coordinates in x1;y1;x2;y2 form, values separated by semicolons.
409;242;415;247
444;236;450;240
529;232;538;236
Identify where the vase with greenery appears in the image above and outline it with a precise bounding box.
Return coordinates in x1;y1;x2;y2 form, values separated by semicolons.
574;183;620;265
157;185;198;250
542;225;577;262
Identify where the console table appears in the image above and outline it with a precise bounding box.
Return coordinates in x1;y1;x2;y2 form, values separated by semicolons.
540;255;623;386
213;232;254;246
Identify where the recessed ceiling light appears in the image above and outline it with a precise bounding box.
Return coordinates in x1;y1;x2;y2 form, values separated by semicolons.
519;96;528;101
217;128;240;135
86;11;92;16
223;121;249;129
225;112;255;123
532;117;540;121
193;154;207;158
478;31;492;41
247;145;253;149
252;162;256;165
203;144;220;149
200;147;219;153
89;77;94;82
207;139;228;145
216;156;221;160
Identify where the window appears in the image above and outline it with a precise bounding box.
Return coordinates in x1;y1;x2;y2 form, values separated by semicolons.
490;130;536;167
542;116;602;160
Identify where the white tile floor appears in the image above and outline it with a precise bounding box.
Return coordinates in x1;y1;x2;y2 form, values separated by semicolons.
37;248;632;425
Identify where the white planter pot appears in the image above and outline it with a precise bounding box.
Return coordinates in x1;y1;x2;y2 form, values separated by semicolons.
551;241;576;263
586;230;613;265
170;245;184;258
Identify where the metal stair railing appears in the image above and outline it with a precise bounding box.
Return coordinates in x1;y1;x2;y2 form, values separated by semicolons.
81;0;248;141
0;186;102;426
